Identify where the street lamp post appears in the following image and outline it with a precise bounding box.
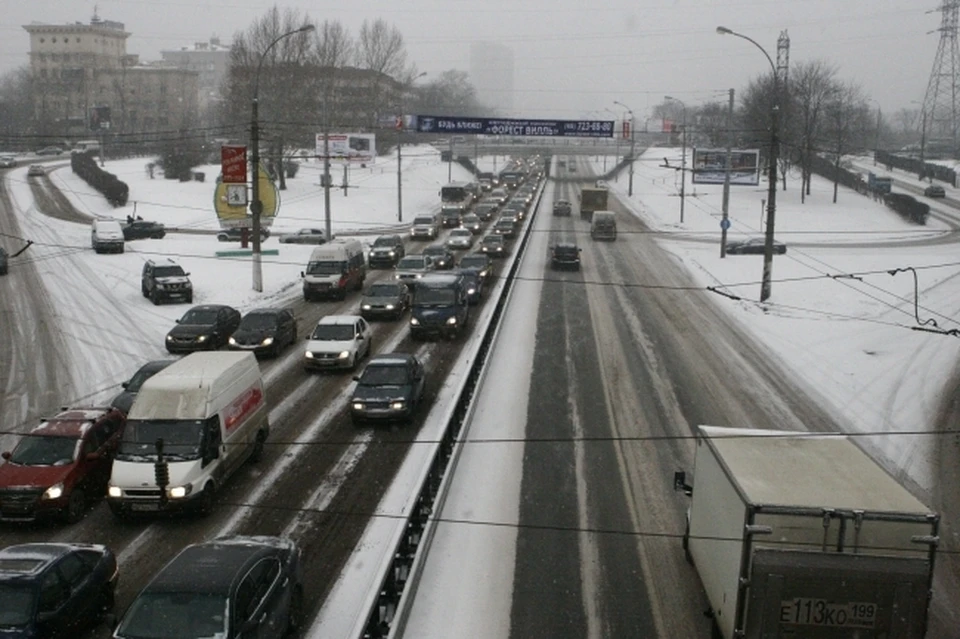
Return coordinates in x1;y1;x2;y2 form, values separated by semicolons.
398;72;427;222
665;96;688;223
869;99;882;166
250;23;315;292
613;100;635;196
717;26;780;302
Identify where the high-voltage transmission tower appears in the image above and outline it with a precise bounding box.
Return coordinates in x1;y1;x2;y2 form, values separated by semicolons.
922;1;960;157
777;30;790;88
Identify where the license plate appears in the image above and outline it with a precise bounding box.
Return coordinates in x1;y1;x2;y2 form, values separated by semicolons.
781;599;877;628
131;502;160;512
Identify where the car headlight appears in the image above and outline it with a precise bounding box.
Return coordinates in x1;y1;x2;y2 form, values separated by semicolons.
305;351;314;359
108;485;122;498
467;288;476;295
415;273;422;279
390;401;405;410
337;351;350;359
197;335;208;342
42;483;64;500
166;335;174;341
261;337;274;346
385;304;395;310
167;484;192;499
446;317;458;325
388;250;395;256
228;337;237;345
410;230;416;236
410;318;420;326
352;402;364;411
362;304;372;310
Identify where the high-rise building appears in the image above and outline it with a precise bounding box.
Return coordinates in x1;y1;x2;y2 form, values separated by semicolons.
469;42;514;115
161;37;231;117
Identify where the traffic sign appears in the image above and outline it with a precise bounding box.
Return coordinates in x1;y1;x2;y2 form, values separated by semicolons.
720;218;731;230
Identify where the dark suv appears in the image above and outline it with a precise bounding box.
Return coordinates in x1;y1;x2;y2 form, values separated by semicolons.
165;304;241;353
141;259;193;305
410;273;470;339
0;542;118;638
0;407;126;523
368;234;406;268
113;536;303;639
551;243;581;271
350;354;426;425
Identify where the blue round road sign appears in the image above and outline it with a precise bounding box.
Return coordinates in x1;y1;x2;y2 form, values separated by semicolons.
720;218;731;230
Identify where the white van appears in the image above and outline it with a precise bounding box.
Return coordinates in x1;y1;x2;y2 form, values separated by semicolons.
590;210;617;240
106;351;269;517
301;239;366;301
72;139;101;154
91;219;125;253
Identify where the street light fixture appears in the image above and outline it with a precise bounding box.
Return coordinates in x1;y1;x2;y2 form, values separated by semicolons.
665;96;688;223
250;23;315;292
398;72;428;222
613;100;636;196
717;25;780;302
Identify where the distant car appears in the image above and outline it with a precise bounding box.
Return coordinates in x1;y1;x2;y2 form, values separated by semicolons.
725;237;787;255
0;542;118;637
475;202;498;221
0;246;7;276
368;234;406;268
0;407;126;523
924;184;946;198
461;213;482;234
493;218;517;238
112;536;303;639
446;228;474;251
35;146;63;156
395;254;437;284
422;244;455;270
279;228;328;244
110;360;176;414
458;253;493;281
304;315;372;371
27;165;45;177
228;307;298;357
551;242;582;271
360;281;411;320
0;155;16;168
480;234;507;257
165;304;242;354
217;227;270;242
350;354;426;425
553;200;572;216
456;268;484;304
122;220;166;240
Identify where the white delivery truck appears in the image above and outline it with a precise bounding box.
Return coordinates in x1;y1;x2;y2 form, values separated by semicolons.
301;239;366;301
675;426;939;639
107;351;269;517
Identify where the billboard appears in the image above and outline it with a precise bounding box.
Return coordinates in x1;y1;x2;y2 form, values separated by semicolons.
691;148;761;185
213;162;278;228
315;133;376;163
414;115;614;138
220;145;247;184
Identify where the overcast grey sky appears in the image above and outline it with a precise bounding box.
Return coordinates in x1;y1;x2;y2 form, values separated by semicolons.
0;0;935;121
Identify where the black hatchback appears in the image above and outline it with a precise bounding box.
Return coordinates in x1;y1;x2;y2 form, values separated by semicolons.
0;542;118;638
422;244;455;270
112;536;303;639
110;360;176;414
122;220;166;241
165;304;241;354
227;308;298;357
350;354;426;425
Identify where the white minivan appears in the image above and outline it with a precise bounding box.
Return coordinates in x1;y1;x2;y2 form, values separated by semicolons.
91;219;125;253
301;239;366;301
107;351;269;517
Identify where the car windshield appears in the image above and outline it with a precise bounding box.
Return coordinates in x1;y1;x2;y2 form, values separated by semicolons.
398;257;426;269
115;592;228;639
311;324;355;341
0;585;34;626
306;260;344;275
423;247;447;256
367;284;400;297
9;435;78;466
451;230;471;238
360;365;410;386
239;313;278;330
415;288;456;306
483;237;502;245
373;237;397;248
126;365;167;393
413;217;434;226
459;257;486;268
179;308;218;325
117;420;206;461
154;266;185;278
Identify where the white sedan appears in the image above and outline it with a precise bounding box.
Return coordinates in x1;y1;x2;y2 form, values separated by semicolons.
445;228;474;251
303;314;372;371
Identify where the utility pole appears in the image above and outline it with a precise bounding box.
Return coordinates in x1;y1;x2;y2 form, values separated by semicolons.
873;104;882;166
679;115;686;222
721;88;734;257
628;117;636;196
447;138;453;183
397;122;403;221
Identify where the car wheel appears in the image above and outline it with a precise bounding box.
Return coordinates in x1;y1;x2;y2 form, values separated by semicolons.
63;488;85;524
186;294;193;304
141;283;148;297
108;502;128;520
250;430;266;462
217;234;228;242
287;586;304;635
150;290;160;305
96;583;116;621
195;483;215;516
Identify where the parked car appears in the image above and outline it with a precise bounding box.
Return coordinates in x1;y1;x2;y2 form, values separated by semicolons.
110;360;176;415
216;227;270;242
924;184;946;198
368;234;406;268
279;228;328;244
725;237;787;255
27;165;45;177
0;246;7;276
0;155;17;168
122;220;166;241
228;307;298;357
0;407;126;523
350;354;426;425
0;542;118;637
422;244;456;269
360;281;411;320
461;213;482;234
480;234;508;257
551;242;582;270
112;536;302;639
165;304;241;354
303;315;372;371
35;146;63;156
394;254;436;284
553;199;572;216
446;228;475;251
141;258;193;305
458;253;493;280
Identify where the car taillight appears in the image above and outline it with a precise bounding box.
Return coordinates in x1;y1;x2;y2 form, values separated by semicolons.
338;275;348;287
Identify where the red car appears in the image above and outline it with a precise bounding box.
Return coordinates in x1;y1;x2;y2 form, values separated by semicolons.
0;407;126;523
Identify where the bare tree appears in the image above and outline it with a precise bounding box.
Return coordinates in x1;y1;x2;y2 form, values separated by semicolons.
787;60;837;201
825;82;869;203
356;19;410;124
0;66;36;148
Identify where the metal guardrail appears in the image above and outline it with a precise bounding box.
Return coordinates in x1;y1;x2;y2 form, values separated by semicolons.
355;178;547;639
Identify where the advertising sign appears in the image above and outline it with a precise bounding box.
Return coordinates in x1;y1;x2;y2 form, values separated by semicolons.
213;162;278;228
315;133;376;163
414;115;614;138
691;148;761;186
220;145;247;184
622;120;631;139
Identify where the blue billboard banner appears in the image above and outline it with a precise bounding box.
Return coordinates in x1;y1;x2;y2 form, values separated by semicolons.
414;115;614;138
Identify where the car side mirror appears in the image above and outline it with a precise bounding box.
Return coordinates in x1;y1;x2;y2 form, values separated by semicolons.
86;452;101;462
1;452;10;461
305;335;311;340
175;319;181;324
300;271;305;278
121;381;130;389
353;375;361;382
185;272;191;277
356;334;364;340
